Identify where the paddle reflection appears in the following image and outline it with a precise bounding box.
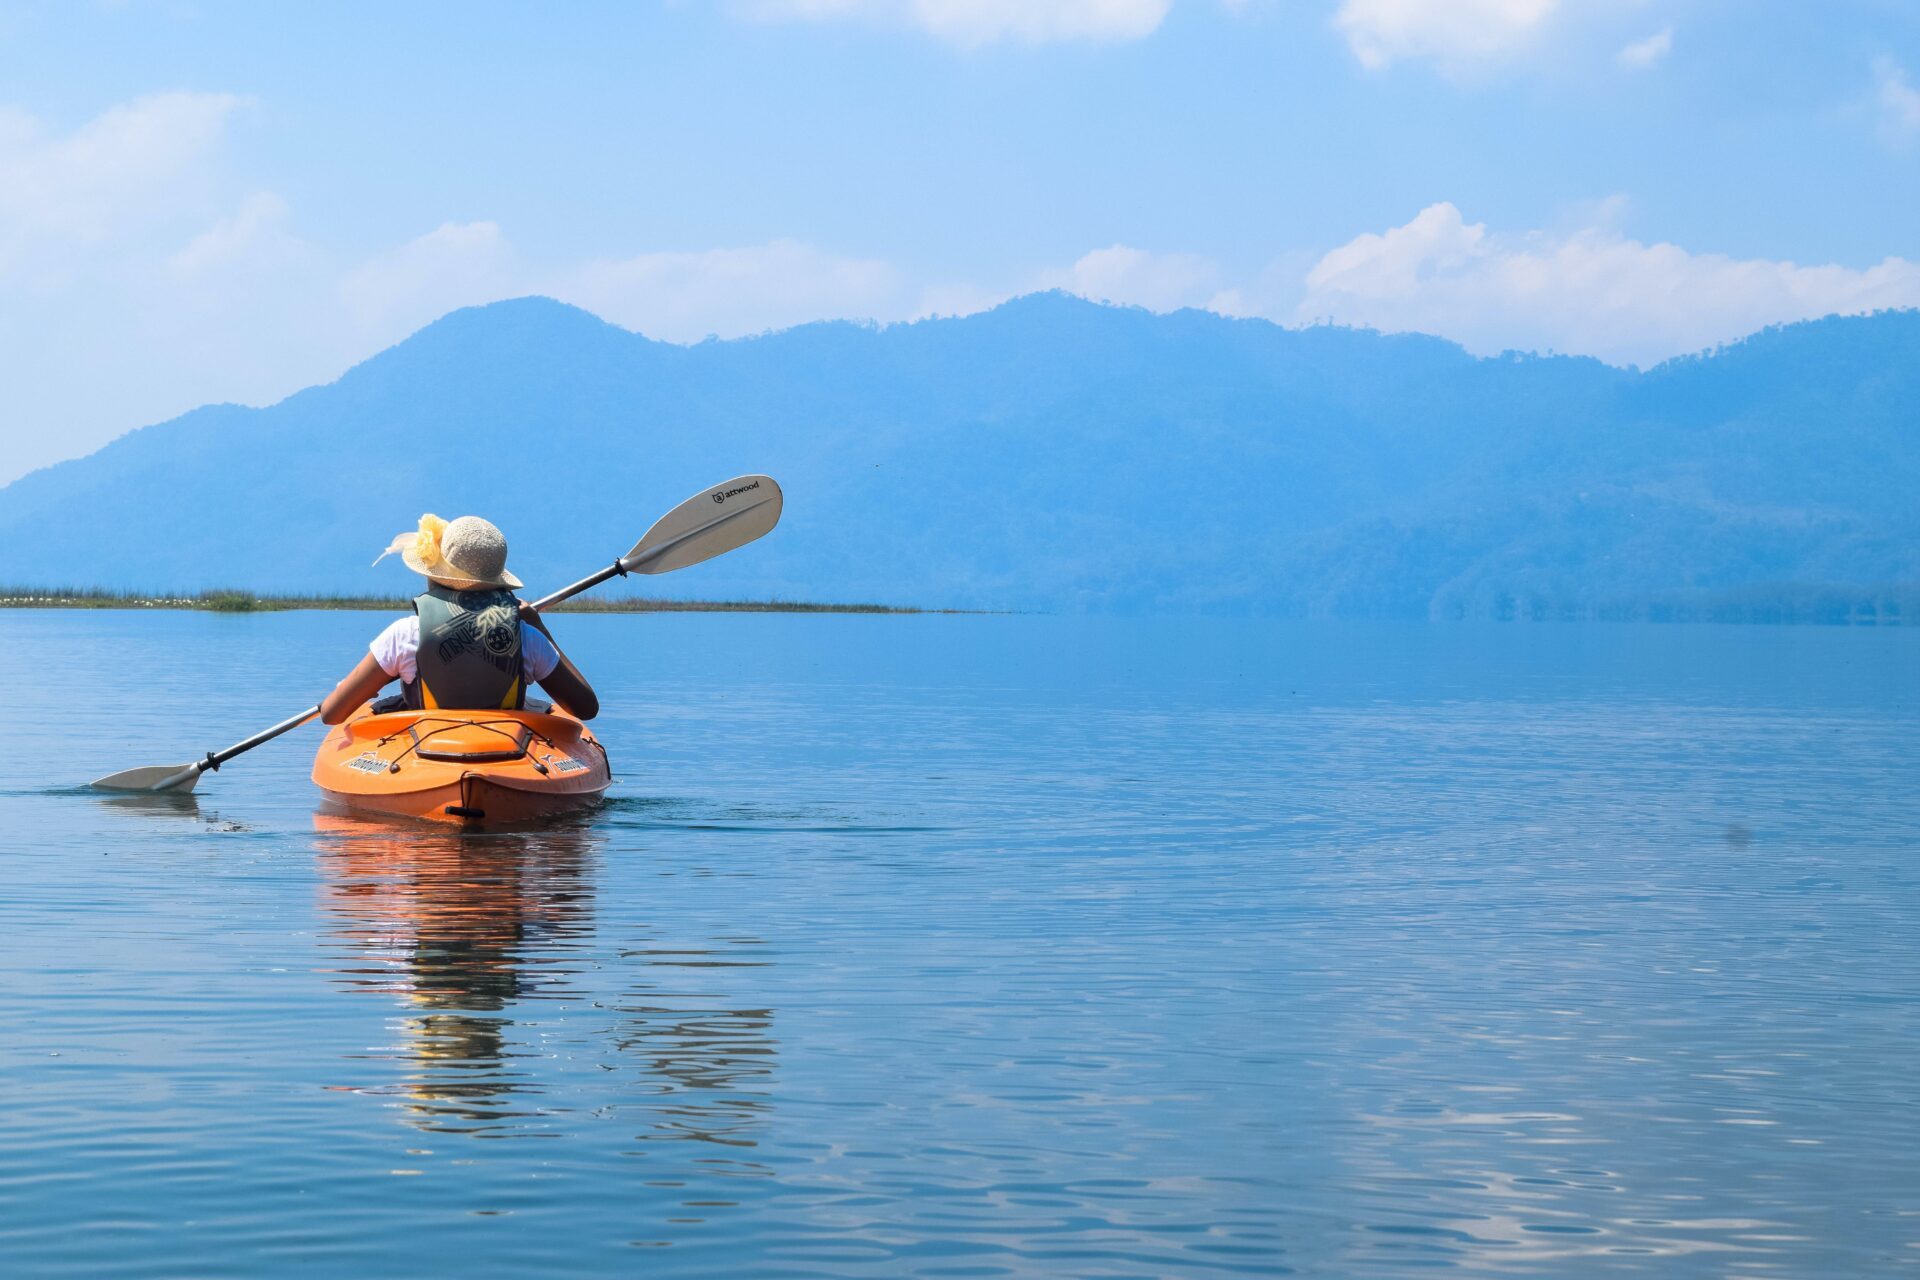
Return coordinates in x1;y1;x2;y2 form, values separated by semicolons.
93;790;202;821
614;936;778;1149
312;814;779;1150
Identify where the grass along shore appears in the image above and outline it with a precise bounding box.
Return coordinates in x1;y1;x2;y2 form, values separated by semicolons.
0;588;931;614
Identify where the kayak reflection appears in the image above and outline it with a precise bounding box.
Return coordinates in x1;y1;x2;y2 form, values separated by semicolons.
312;813;779;1148
314;812;599;1136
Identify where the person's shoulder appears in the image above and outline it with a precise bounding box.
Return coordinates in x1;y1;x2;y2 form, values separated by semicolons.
519;620;558;661
373;613;418;644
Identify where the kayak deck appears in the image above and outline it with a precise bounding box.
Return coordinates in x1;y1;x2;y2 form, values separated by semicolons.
311;701;611;826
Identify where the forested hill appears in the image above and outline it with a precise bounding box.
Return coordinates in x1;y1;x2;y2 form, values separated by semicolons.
0;293;1914;619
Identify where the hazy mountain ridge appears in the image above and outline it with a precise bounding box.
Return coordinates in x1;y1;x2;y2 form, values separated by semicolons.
1;294;1915;617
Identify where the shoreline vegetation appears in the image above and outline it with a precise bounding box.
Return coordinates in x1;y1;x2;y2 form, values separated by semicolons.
0;586;1912;623
1426;583;1915;626
0;589;939;615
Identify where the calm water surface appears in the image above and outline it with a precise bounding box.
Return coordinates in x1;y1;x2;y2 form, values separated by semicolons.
1;612;1916;1277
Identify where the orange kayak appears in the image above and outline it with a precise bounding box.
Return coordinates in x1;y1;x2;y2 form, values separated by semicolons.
311;702;612;826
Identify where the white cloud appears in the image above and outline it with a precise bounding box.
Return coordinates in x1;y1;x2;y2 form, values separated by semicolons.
741;0;1170;45
1615;25;1670;71
0;92;278;482
340;220;518;335
552;239;902;341
743;0;866;16
915;279;1010;319
1334;0;1557;70
0;90;244;268
166;191;304;279
916;243;1295;322
1875;57;1920;143
1296;202;1920;366
916;0;1170;43
1038;244;1229;312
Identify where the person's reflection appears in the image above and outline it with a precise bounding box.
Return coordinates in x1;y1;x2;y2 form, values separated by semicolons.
313;813;598;1136
312;812;781;1154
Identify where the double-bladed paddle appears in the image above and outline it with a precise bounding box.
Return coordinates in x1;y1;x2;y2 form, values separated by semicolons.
90;473;784;793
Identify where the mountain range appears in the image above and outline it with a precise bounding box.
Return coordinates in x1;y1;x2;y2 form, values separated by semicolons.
1;293;1915;618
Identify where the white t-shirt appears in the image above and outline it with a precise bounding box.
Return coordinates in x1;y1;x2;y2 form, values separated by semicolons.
370;616;561;686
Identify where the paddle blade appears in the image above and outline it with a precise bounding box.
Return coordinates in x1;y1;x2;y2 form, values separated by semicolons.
622;474;783;575
91;763;203;793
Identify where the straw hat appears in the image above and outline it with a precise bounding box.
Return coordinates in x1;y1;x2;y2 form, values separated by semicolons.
374;513;524;590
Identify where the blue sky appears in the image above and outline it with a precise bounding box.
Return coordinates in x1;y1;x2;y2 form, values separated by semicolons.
1;0;1916;482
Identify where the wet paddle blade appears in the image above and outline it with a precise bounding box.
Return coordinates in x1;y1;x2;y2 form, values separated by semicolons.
91;763;203;793
622;474;783;575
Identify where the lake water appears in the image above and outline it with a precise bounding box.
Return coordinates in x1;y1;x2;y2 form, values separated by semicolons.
1;611;1916;1277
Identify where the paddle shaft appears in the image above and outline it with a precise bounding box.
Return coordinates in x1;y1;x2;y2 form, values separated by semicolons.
197;703;324;776
532;562;626;612
531;543;702;610
528;539;690;610
531;492;777;610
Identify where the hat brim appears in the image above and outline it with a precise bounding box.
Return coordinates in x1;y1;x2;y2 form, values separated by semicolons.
400;547;522;590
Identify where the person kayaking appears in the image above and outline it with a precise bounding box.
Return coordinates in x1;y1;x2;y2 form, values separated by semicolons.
318;514;598;725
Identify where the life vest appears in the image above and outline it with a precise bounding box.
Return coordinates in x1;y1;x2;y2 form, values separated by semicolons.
404;582;526;711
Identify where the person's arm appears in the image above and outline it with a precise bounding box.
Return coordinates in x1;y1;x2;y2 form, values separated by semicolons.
520;602;599;720
320;653;393;724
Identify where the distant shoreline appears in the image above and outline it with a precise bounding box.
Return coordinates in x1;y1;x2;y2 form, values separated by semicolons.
0;589;940;615
1;587;1910;624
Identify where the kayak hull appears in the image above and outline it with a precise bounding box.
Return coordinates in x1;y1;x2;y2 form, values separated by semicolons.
311;702;611;826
